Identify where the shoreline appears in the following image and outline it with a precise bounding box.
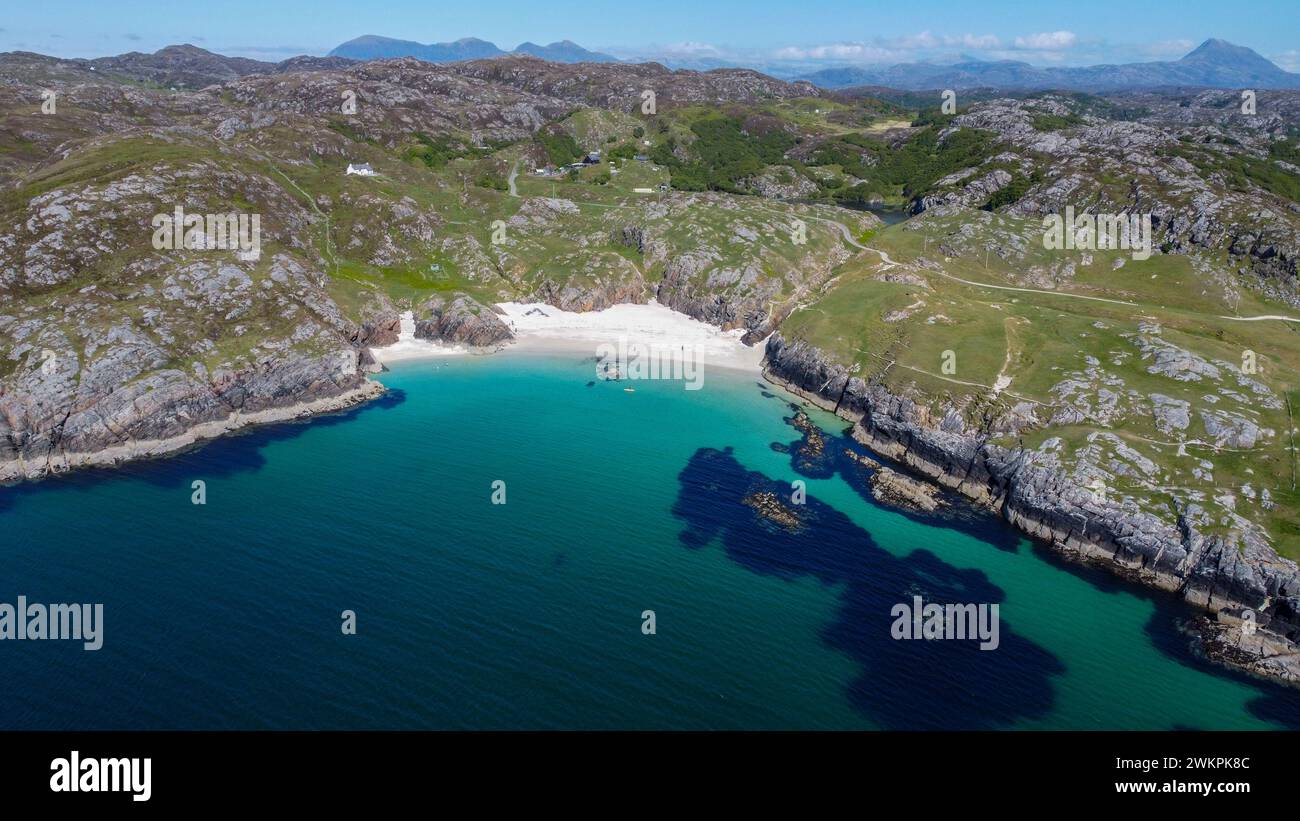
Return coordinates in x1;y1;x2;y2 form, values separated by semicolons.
381;334;770;378
370;301;766;374
0;381;385;485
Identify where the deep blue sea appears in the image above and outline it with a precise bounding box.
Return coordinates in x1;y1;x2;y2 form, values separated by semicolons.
2;352;1299;729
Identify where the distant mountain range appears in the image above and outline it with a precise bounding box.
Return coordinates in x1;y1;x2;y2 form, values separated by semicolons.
329;35;618;64
78;44;354;88
326;36;1300;92
18;37;1298;95
796;39;1300;91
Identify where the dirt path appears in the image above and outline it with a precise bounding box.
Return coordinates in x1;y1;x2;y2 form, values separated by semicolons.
991;317;1026;398
507;160;520;197
1218;313;1300;324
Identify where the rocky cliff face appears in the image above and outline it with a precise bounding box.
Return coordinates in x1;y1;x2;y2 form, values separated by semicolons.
413;295;514;347
763;332;1300;684
351;315;402;348
0;348;380;482
650;204;867;343
530;277;648;313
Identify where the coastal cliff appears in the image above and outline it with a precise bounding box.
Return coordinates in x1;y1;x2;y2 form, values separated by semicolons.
0;349;382;482
762;332;1300;684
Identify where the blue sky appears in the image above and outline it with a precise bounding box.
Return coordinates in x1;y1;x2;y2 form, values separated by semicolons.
3;0;1297;70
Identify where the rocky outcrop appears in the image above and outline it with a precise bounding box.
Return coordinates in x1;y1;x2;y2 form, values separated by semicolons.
912;168;1012;215
869;466;945;512
656;284;768;336
0;171;389;483
351;314;402;347
0;350;381;483
413;295;513;347
611;225;646;254
763;332;1300;684
531;278;647;313
749;166;820;200
655;250;775;338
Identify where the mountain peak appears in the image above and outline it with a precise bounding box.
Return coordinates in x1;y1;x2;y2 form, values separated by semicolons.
509;40;618;62
1180;38;1269;66
154;44;217;57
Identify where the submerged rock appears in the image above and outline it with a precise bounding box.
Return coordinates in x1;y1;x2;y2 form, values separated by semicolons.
869;467;945;513
742;491;802;529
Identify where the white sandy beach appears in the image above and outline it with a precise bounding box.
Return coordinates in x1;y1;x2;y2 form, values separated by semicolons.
370;301;766;372
367;312;471;364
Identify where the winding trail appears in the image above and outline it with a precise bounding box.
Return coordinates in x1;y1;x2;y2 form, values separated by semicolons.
753;205;873;252
827;218;869;250
864;246;1142;307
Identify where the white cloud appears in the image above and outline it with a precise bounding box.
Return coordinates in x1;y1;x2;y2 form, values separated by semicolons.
947;33;1001;49
659;41;724;57
773;31;999;64
653;29;1240;71
880;31;1001;50
774;43;900;62
218;44;324;60
1013;31;1077;50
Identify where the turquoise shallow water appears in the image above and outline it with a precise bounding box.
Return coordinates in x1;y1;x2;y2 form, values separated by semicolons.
1;351;1298;729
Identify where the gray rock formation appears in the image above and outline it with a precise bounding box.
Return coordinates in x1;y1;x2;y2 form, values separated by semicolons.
0;348;381;482
413;295;513;347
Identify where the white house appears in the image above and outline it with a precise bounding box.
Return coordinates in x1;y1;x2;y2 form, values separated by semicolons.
346;163;377;177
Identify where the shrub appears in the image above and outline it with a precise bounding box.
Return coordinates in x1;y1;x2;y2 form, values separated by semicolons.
649;115;796;193
1030;112;1083;132
534;130;583;166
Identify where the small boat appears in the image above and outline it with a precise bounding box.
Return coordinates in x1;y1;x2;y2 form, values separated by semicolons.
623;387;635;393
